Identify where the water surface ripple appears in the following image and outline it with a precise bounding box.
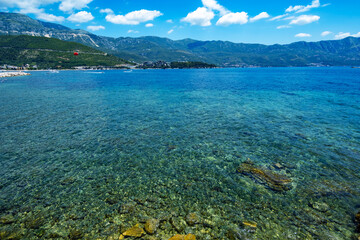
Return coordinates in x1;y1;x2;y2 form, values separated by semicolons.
0;68;360;239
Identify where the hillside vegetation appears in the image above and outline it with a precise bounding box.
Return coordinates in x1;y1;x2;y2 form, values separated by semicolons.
0;35;129;69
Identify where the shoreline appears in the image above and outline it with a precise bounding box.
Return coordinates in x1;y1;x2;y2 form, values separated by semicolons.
0;66;357;74
0;71;30;78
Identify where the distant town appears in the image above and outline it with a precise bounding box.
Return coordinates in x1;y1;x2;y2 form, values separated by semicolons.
0;61;218;71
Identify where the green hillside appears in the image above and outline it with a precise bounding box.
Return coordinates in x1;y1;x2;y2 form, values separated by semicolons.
0;35;129;69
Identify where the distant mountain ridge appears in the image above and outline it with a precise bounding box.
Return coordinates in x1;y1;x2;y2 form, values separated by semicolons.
1;12;360;67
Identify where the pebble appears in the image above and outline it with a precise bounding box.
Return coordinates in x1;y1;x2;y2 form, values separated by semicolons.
226;228;248;240
69;229;83;240
145;218;159;234
242;221;257;228
186;213;200;226
311;202;330;212
274;163;284;169
170;217;187;233
0;214;15;224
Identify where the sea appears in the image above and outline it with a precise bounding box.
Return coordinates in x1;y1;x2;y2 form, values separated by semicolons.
0;68;360;239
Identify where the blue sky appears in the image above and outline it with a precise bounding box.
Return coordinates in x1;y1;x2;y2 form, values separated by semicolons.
0;0;359;44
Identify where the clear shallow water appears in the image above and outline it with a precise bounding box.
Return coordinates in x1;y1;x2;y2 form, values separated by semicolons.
0;68;360;239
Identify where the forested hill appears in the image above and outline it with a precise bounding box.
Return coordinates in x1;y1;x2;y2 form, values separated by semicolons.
0;35;128;69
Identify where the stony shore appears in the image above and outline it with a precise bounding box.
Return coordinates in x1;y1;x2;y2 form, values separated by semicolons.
0;71;30;78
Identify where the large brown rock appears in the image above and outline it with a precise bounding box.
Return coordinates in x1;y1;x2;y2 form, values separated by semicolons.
120;224;145;239
168;234;196;240
237;160;292;192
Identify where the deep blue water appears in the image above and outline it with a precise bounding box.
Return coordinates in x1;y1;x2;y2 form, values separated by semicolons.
0;68;360;239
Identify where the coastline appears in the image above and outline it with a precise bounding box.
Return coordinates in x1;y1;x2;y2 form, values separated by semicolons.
0;71;30;78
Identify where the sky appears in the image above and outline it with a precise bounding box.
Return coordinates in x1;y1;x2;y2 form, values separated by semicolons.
0;0;359;44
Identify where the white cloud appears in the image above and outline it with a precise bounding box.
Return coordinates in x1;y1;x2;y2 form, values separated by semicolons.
166;19;173;23
168;29;174;34
59;0;93;12
295;33;311;37
286;5;304;13
270;14;289;21
283;16;295;20
250;12;269;22
201;0;228;16
277;25;291;29
216;12;248;26
181;7;214;26
128;30;139;34
0;0;57;12
67;11;94;23
0;0;93;21
87;25;105;31
290;15;320;25
37;12;65;22
335;32;360;40
286;0;320;13
105;9;162;25
321;31;332;36
0;0;66;22
0;6;8;12
334;32;350;40
100;8;113;14
145;23;153;27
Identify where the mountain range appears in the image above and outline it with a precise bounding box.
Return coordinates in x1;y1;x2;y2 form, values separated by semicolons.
1;12;360;67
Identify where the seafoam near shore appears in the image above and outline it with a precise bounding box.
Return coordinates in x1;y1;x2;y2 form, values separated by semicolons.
0;71;30;78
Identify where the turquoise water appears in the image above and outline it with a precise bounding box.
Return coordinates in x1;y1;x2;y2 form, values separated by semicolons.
0;68;360;239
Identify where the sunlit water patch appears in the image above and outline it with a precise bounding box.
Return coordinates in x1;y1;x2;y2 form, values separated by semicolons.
0;68;360;239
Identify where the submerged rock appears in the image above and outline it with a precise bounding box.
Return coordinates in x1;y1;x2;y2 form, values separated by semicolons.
226;227;253;240
356;211;360;223
305;180;355;197
145;218;159;234
170;216;187;233
168;233;196;240
69;229;83;240
0;230;22;240
237;160;292;192
24;215;45;229
356;211;360;233
118;202;136;214
60;177;75;185
120;224;145;239
310;202;329;212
